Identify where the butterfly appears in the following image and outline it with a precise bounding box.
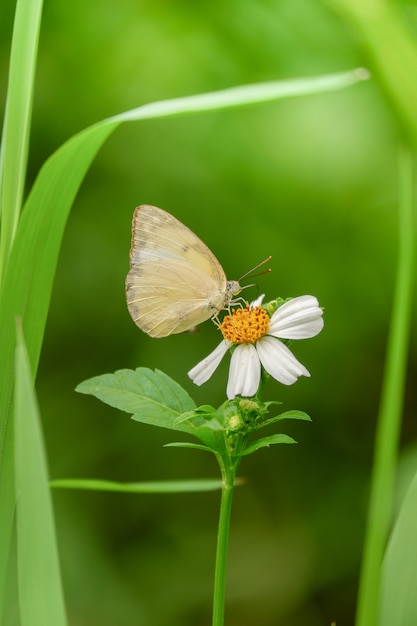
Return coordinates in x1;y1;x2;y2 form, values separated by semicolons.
126;205;244;338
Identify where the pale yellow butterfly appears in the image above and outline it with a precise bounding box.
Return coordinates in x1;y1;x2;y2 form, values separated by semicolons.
126;205;244;338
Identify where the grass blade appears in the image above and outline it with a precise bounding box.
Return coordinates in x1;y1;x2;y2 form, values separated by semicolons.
50;478;223;493
0;0;44;613
355;149;416;626
328;0;417;147
114;68;370;122
14;323;67;626
0;0;43;281
380;469;417;625
0;122;117;616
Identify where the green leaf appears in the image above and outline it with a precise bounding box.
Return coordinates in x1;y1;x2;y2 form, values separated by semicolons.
354;151;416;626
175;405;216;424
277;410;311;421
50;478;222;493
164;442;215;454
0;0;44;610
0;0;43;280
173;408;228;452
240;434;296;457
328;0;417;146
379;470;417;625
260;410;311;430
263;401;283;408
14;324;67;626
77;368;229;452
176;410;222;431
76;368;196;432
114;68;369;124
0;121;118;603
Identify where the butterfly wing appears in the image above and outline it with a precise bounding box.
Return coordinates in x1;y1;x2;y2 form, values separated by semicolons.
126;205;228;337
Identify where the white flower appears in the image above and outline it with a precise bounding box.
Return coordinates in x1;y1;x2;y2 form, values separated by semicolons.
188;295;324;399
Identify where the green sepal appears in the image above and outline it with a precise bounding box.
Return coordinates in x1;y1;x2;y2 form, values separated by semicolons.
238;433;297;457
262;297;286;316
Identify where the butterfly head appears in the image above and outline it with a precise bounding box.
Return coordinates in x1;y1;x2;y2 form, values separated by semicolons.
227;280;242;300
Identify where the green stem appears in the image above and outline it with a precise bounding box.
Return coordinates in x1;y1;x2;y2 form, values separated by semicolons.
212;462;235;626
355;147;416;626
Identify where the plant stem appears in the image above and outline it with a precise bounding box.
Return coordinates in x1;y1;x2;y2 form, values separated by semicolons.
212;464;235;626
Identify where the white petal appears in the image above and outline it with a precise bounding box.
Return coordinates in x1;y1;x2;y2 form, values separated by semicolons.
250;294;265;307
269;295;323;339
256;335;310;385
226;343;261;400
188;340;230;386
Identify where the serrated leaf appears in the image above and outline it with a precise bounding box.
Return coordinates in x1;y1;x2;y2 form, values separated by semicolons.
77;368;229;452
76;368;196;433
50;478;222;493
239;434;296;456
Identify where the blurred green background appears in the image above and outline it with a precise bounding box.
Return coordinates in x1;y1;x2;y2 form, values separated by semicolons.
2;1;417;624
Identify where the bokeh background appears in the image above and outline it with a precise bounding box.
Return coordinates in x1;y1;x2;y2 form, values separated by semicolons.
1;1;417;625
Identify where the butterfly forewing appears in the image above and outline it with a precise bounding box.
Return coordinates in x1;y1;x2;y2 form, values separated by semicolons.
126;205;231;337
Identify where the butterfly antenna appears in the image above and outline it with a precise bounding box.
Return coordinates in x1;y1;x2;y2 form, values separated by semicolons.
239;256;272;283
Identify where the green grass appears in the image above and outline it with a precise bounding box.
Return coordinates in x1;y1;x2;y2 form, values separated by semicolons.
14;324;67;626
355;148;416;626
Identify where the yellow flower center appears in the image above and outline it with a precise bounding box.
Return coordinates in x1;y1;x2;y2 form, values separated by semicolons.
220;305;270;344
